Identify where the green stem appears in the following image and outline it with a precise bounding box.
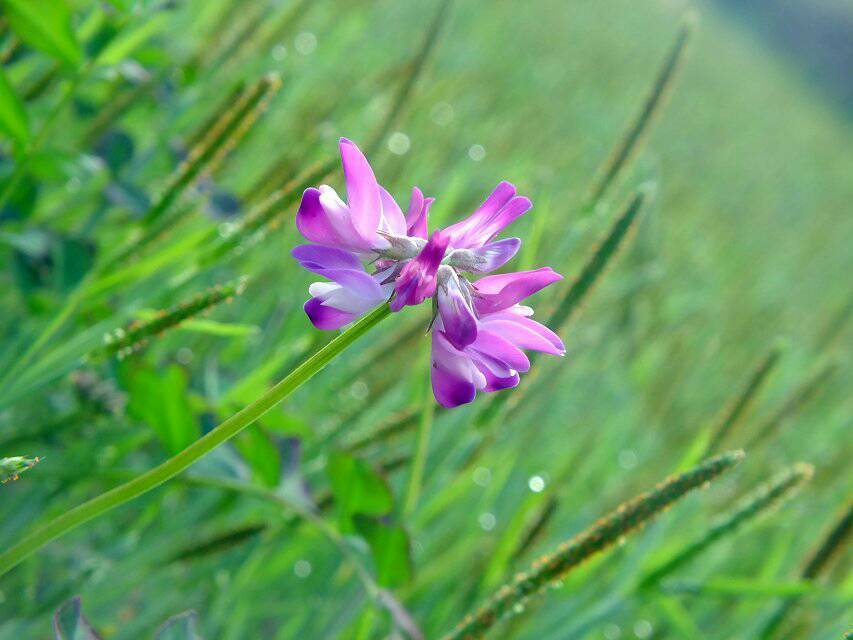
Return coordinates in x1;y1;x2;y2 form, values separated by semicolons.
403;350;435;515
0;303;392;578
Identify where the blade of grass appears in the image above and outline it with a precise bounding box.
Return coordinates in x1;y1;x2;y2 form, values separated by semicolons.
98;277;248;359
403;350;436;515
0;74;280;392
475;188;647;428
584;16;694;208
137;72;282;225
638;463;813;589
0;303;392;577
758;501;853;639
363;0;453;156
746;361;837;449
703;342;786;455
439;451;745;640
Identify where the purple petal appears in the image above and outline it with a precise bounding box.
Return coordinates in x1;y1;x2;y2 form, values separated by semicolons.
436;266;478;350
431;332;480;408
379;187;407;236
473;267;563;315
296;187;345;246
448;237;522;273
304;297;357;330
478;368;520;393
470;328;530;373
480;312;565;355
317;268;384;301
444;182;531;248
339;138;381;242
292;245;362;274
391;230;450;311
405;187;432;239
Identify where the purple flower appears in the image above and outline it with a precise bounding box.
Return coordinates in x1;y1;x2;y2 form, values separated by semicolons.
430;268;565;408
293;137;566;409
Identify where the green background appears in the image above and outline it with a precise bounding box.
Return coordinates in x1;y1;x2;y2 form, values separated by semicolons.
0;0;850;638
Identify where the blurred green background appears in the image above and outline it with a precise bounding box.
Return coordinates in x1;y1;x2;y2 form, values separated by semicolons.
0;0;850;638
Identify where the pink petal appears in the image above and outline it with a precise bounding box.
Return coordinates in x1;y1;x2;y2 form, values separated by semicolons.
469;328;530;373
391;230;450;311
379;187;407;236
444;181;531;248
473;267;563;314
405;187;432;239
339;138;381;243
480;313;565;355
296;187;345;246
431;332;480;408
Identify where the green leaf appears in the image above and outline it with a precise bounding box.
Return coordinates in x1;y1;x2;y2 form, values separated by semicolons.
327;451;393;531
234;425;280;487
53;597;101;640
3;0;83;68
155;611;203;640
353;515;413;588
0;66;29;148
124;363;199;454
95;13;168;66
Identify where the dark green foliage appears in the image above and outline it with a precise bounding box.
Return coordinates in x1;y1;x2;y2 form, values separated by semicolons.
327;451;394;531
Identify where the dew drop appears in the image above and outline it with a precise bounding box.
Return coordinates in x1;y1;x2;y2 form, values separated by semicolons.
294;559;312;578
478;512;496;531
472;466;491;487
350;380;368;400
294;32;317;55
468;144;486;162
387;132;411;155
431;101;454;126
528;475;546;493
271;43;287;61
618;449;638;470
634;620;653;639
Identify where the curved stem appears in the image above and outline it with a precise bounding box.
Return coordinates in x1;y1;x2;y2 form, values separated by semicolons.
0;303;392;578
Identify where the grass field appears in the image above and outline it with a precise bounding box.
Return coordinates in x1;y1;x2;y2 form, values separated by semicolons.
0;0;850;638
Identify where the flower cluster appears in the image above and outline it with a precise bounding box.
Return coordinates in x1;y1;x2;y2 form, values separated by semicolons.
293;138;565;407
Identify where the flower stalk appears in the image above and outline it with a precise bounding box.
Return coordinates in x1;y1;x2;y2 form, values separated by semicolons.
0;303;391;578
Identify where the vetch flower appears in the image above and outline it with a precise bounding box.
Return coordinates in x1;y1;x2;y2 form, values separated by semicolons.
293;137;566;409
430;268;565;408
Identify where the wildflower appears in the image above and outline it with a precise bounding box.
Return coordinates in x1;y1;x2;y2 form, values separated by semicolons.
293;137;565;408
431;268;565;407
